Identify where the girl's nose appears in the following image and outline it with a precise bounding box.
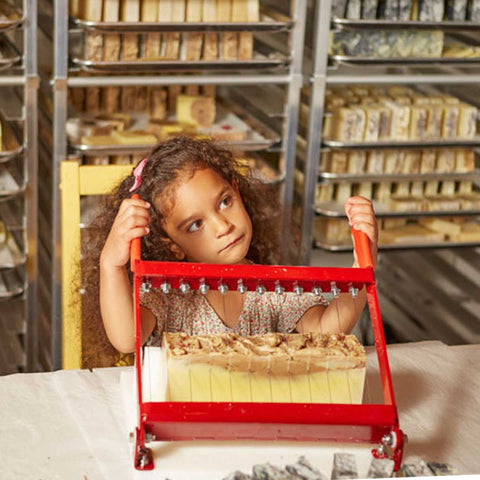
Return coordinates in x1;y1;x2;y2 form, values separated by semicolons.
213;213;232;236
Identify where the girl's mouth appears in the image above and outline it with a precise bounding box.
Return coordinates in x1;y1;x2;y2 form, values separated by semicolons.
220;234;244;253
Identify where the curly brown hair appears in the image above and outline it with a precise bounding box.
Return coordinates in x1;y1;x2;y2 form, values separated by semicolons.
81;137;281;368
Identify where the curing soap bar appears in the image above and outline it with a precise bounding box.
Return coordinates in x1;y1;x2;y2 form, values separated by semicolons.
161;332;366;404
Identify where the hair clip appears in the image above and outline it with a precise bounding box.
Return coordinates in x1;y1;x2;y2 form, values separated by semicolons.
129;157;148;192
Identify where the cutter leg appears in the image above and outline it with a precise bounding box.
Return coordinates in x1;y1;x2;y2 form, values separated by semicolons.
134;427;154;470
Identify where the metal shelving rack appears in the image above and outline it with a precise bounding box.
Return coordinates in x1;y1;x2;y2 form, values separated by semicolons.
51;0;307;369
0;0;38;373
299;0;480;265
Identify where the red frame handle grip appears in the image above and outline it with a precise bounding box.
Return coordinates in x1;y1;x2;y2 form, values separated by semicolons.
351;227;374;268
130;194;141;272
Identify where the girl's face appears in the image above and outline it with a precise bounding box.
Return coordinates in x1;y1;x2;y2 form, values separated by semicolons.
161;168;253;264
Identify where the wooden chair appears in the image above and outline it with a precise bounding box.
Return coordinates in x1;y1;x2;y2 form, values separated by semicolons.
60;161;134;369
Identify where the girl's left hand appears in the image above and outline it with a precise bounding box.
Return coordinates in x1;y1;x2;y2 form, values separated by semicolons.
344;196;378;268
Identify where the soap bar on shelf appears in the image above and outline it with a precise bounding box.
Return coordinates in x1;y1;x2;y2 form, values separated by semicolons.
446;0;468;19
384;151;404;174
331;0;348;18
176;94;216;128
347;151;367;174
418;0;444;21
457;103;477;138
409;106;428;140
366;150;385;174
441;104;460;139
419;217;462;236
455;149;475;172
469;0;480;21
435;150;456;172
331;107;366;142
398;0;412;19
346;0;361;19
362;0;378;18
111;129;158;144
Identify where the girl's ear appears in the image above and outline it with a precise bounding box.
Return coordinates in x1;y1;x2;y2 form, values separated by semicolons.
168;241;186;261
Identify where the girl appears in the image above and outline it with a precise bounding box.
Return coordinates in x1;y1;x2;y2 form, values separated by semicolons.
83;137;377;367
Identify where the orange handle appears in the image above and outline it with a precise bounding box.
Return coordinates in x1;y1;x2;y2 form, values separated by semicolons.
351;227;373;268
130;194;141;272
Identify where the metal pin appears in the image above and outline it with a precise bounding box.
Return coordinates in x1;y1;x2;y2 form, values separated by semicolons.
349;285;359;297
160;281;171;294
330;281;340;298
237;279;248;294
312;285;322;296
293;283;304;296
274;282;285;295
180;281;190;294
256;284;266;295
199;279;209;295
141;281;152;293
218;282;228;295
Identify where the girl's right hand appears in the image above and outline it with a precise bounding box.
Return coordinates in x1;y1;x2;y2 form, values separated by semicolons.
100;198;151;269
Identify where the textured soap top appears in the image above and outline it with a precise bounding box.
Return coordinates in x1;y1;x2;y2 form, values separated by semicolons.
163;332;366;374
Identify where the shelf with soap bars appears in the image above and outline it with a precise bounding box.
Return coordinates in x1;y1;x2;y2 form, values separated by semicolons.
67;96;281;158
322;138;480;149
330;56;480;66
314;200;480;218
317;170;480;183
71;6;292;34
331;18;480;31
313;215;480;251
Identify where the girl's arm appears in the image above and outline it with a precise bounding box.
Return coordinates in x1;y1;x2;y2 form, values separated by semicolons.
296;196;377;334
99;198;156;353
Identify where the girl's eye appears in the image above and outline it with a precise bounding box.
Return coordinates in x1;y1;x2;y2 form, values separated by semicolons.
220;195;232;209
187;220;203;233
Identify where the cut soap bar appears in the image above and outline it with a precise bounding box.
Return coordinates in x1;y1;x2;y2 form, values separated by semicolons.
158;332;366;404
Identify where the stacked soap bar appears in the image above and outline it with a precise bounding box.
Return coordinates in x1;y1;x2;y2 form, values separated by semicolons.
161;332;366;404
73;0;259;63
323;85;477;143
330;30;444;59
333;0;476;21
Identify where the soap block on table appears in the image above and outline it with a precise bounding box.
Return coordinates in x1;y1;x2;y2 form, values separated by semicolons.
161;332;367;404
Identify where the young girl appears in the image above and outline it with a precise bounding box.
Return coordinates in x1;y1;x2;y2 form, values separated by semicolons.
83;137;377;367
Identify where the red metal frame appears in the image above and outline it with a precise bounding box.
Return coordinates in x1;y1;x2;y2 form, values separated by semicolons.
130;228;405;471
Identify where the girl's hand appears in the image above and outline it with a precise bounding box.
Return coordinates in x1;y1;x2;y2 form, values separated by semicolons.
100;198;151;269
344;196;378;268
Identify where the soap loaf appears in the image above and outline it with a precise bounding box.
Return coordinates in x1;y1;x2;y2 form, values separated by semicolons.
161;332;366;404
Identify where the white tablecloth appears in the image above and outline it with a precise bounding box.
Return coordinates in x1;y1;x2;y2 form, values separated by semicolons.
0;341;479;479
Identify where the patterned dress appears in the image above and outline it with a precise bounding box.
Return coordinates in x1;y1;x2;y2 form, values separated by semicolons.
141;288;329;346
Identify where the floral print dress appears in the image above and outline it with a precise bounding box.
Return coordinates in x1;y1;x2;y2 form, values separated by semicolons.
141;288;329;345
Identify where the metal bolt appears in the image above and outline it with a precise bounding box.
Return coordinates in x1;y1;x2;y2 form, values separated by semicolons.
141;281;152;293
349;285;359;298
312;286;322;296
160;282;171;294
237;280;248;294
145;433;156;443
199;279;209;295
274;283;285;295
293;283;304;296
382;433;393;446
218;282;229;295
256;284;266;295
330;282;340;298
180;281;190;294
